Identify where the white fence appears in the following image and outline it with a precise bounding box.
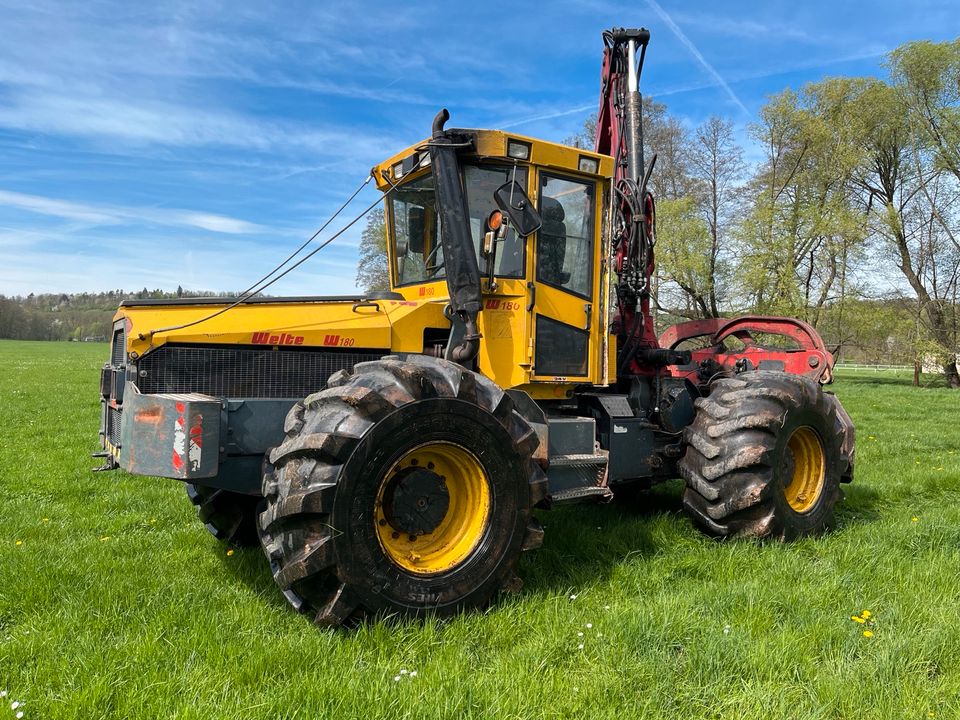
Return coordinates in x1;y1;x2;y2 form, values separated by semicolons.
833;363;913;373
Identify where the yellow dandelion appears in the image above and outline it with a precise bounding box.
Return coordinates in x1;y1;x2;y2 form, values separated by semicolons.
15;540;22;546
226;549;235;557
912;517;919;522
850;615;866;624
863;630;873;638
149;518;156;524
42;517;50;523
861;610;872;619
868;436;876;440
100;536;111;541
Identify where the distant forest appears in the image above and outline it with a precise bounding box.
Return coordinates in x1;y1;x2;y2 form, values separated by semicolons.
0;288;231;342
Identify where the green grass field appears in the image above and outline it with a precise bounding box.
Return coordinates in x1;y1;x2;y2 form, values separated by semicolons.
1;339;959;719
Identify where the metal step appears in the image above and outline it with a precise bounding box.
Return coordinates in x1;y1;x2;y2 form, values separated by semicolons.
546;451;611;505
550;485;614;504
549;453;608;467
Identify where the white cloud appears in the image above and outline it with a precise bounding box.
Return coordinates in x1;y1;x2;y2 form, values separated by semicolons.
0;88;402;165
0;238;364;297
0;191;117;224
0;189;264;234
670;13;818;44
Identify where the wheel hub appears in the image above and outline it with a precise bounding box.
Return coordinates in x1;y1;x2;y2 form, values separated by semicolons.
782;425;826;514
374;441;491;575
382;466;450;537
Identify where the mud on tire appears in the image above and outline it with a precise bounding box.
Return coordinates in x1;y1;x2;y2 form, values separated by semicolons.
679;370;854;540
257;355;547;626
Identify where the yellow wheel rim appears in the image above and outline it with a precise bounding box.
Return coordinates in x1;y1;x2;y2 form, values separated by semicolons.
783;426;826;513
374;441;491;575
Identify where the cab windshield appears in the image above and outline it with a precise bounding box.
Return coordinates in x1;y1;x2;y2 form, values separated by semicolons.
390;164;526;286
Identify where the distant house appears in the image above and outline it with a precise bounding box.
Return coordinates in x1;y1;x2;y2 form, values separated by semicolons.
82;335;107;342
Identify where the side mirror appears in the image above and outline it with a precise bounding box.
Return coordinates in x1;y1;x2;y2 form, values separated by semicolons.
407;206;426;254
494;181;542;237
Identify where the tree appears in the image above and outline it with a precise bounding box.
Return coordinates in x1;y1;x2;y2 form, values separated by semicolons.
563;112;597;148
355;208;390;293
653;197;715;319
737;85;867;325
564;98;683;193
646;110;692;201
888;40;960;185
570;100;720;316
737;90;817;316
685;116;745;317
846;72;960;387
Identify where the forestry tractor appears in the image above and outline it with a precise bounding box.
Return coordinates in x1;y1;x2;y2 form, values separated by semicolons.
95;28;855;625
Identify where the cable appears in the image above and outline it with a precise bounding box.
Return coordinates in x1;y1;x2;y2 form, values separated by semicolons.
141;177;384;339
233;174;372;299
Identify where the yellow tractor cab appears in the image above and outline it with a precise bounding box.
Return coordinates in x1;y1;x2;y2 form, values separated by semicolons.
372;127;614;396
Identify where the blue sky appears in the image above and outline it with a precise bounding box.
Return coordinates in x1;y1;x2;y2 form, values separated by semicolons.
1;0;957;297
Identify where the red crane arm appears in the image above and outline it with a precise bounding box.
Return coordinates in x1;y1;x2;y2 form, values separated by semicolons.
593;28;661;373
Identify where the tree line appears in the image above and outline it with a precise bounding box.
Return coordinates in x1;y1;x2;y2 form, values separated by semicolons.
356;38;960;386
0;288;227;341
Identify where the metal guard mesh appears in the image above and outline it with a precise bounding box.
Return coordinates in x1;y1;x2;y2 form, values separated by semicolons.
111;329;126;367
137;345;383;399
107;406;122;446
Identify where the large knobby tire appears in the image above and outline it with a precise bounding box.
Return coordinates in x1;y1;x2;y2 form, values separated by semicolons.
185;483;260;547
679;371;852;540
258;355;547;626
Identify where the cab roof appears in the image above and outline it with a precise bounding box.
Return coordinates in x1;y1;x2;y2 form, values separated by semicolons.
371;128;614;192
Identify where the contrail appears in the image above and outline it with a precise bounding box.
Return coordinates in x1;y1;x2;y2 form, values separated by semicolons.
645;0;751;117
499;103;596;130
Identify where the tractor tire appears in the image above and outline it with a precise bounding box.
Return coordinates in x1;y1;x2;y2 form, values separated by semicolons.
185;483;261;547
258;355;547;626
679;371;852;540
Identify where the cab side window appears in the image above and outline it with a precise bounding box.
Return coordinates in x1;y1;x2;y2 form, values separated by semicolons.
463;165;526;278
390;172;443;285
536;174;595;298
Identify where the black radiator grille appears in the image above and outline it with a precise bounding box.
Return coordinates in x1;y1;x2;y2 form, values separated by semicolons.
111;328;126;367
107;406;122;447
136;345;384;399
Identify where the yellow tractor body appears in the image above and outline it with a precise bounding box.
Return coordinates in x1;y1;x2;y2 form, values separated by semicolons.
94;28;856;626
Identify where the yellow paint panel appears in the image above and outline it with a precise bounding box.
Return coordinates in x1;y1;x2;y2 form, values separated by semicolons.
118;298;448;360
388;300;450;353
476;288;531;389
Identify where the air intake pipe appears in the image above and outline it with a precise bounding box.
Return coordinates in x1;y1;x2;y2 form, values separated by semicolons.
427;109;481;364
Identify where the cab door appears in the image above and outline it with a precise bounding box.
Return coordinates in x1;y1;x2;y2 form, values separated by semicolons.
529;171;602;383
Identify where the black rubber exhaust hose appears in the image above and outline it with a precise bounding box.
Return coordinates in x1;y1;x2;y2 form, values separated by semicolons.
428;109;481;364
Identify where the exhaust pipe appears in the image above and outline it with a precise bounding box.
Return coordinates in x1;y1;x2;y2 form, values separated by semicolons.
427;109;482;365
